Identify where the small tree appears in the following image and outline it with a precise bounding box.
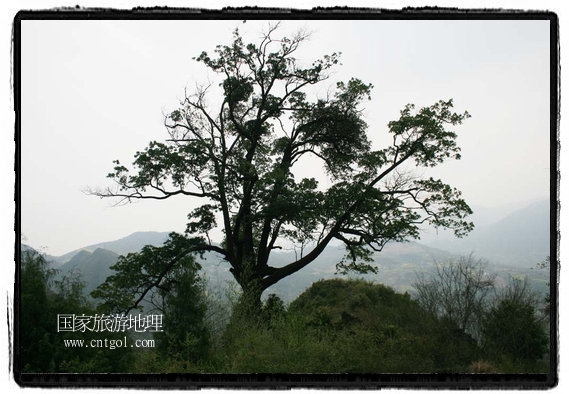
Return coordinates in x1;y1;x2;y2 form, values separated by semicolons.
90;235;211;365
482;277;548;364
19;249;134;373
19;250;56;372
262;294;286;327
89;25;473;312
534;255;551;315
154;260;211;363
412;254;496;340
91;233;204;314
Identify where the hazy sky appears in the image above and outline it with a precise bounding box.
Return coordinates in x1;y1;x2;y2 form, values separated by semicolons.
20;18;551;256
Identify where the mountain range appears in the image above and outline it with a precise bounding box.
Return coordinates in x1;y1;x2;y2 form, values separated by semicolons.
22;198;551;303
52;231;171;266
423;199;550;267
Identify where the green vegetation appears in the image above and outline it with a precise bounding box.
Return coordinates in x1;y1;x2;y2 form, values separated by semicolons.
413;254;495;341
19;250;134;373
534;255;551;315
482;277;549;369
147;274;548;374
20;247;550;374
413;257;550;373
126;278;480;373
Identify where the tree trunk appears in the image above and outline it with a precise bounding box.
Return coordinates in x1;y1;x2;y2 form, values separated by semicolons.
233;276;263;323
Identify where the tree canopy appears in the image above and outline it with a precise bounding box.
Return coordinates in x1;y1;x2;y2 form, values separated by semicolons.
90;24;473;309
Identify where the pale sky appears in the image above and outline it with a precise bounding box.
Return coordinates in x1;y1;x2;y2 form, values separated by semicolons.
19;18;551;256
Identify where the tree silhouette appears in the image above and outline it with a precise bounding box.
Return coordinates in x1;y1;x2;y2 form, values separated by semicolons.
89;25;473;311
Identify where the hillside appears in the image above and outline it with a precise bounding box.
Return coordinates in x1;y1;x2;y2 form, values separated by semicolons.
27;235;460;304
57;248;120;295
232;278;480;373
424;199;550;267
21;243;63;268
53;231;171;264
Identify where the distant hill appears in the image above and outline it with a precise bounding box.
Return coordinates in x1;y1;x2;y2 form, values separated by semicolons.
27;196;550;304
19;244;120;297
32;233;461;304
154;239;461;303
266;241;457;302
424;199;550;267
466;197;549;228
57;248;120;295
21;243;63;268
53;231;171;264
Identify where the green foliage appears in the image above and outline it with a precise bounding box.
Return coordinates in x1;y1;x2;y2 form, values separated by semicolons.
482;277;549;365
89;24;473;305
91;232;207;314
387;100;469;167
295;278;479;371
216;279;477;373
153;261;211;364
534;255;551;315
261;294;286;327
412;256;550;372
130;349;207;373
19;249;134;373
20;250;56;372
88;232;213;367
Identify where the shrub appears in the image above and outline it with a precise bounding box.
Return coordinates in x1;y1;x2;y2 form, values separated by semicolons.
482;277;548;364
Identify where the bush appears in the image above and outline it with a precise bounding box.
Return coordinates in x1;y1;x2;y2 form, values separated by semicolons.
412;255;495;342
482;277;548;365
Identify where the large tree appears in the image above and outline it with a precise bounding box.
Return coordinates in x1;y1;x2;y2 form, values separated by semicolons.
90;25;473;311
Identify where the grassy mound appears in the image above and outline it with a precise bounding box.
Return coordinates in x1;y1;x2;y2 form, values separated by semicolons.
219;278;477;373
